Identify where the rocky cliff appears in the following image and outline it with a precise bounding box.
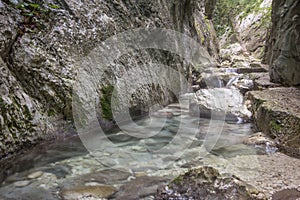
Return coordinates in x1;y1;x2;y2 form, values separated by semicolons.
213;0;272;60
265;0;300;86
0;0;219;158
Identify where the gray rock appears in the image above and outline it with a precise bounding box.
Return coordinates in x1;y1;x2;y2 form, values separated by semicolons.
0;0;219;158
190;88;252;121
266;0;300;86
248;87;300;158
113;176;170;200
13;180;31;187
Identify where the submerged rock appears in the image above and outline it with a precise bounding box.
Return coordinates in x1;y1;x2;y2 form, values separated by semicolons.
243;132;275;146
113;176;170;200
27;171;43;179
243;132;278;154
60;185;116;200
155;166;266;199
13;180;31;187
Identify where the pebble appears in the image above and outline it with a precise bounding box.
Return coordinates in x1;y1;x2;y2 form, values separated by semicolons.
14;180;30;187
27;171;43;179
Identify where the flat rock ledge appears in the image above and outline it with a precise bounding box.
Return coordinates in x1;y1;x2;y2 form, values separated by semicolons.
248;87;300;158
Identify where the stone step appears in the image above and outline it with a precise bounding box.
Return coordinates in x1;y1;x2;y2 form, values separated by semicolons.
253;73;281;90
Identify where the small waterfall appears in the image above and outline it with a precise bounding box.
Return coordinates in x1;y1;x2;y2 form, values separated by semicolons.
217;78;224;88
226;76;239;87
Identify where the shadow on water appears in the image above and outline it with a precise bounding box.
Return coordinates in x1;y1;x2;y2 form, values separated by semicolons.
0;135;88;185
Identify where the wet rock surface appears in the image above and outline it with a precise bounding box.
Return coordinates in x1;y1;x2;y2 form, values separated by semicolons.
0;101;299;199
61;185;117;200
113;176;170;200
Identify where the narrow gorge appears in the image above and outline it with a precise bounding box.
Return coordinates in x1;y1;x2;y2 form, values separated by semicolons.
0;0;299;199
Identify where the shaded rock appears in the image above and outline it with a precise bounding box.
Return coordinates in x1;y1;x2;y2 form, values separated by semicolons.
13;180;30;187
253;73;281;90
248;87;300;158
155;166;266;199
61;169;131;189
0;186;57;200
42;165;71;179
265;0;300;86
60;185;116;200
113;176;170;200
236;67;268;74
190;88;252;122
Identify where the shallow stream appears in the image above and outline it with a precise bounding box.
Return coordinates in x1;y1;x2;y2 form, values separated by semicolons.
0;98;266;199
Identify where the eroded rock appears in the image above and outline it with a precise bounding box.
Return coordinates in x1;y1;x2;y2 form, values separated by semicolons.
266;0;300;86
156;166;266;199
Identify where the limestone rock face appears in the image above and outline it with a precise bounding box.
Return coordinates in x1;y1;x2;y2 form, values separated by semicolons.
248;87;300;158
0;0;219;158
214;0;272;60
235;0;272;60
265;0;300;86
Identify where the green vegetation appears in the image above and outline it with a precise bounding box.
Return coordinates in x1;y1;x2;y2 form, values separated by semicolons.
270;120;282;132
6;0;60;34
213;0;271;36
172;176;183;184
100;85;115;120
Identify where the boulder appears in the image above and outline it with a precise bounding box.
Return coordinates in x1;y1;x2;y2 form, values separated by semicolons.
156;166;266;199
248;87;300;158
190;88;252;122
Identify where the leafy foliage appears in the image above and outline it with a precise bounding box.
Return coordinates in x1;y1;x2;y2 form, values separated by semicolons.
7;0;60;34
213;0;270;36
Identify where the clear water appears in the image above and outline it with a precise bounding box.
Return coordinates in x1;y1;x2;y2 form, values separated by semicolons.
0;104;261;199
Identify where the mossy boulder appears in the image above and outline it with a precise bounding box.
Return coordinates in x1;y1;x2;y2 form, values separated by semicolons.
156;166;266;199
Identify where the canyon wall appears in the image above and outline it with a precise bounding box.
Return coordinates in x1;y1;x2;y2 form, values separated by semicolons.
265;0;300;86
0;0;218;158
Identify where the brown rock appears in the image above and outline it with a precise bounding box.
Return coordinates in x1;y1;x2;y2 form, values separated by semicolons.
61;185;116;200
